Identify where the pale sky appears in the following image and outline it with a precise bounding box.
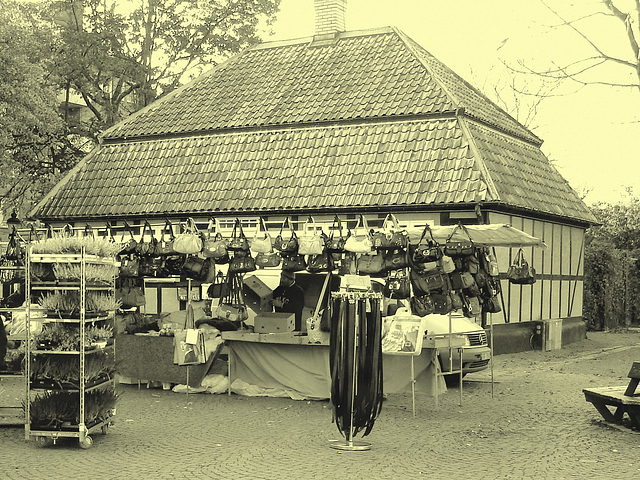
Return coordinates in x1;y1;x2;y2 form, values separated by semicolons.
266;0;640;206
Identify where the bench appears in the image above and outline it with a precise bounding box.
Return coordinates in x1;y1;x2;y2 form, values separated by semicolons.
583;361;640;429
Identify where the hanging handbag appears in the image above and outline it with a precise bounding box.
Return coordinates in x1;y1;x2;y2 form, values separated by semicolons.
507;248;536;285
327;215;346;253
372;214;409;251
227;218;250;252
297;217;326;255
307;251;332;273
154;220;176;256
119;222;138;255
203;218;228;259
411;295;434;317
412;224;442;263
343;215;373;254
135;221;158;257
282;253;306;272
119;254;140;278
441;255;456;274
410;268;446;295
462;295;482;318
274;217;299;254
338;252;357;275
207;272;230;299
250;217;273;254
172;218;204;254
431;292;453;315
357;252;385;275
139;256;164;277
161;254;185;276
444;223;475;257
450;271;476;291
384;270;411;299
484;295;502;314
382;248;410;272
481;248;500;277
228;252;256;274
182;255;211;281
255;251;282;268
464;253;481;275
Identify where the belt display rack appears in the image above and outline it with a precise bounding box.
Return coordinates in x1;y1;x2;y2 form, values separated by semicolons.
328;291;383;451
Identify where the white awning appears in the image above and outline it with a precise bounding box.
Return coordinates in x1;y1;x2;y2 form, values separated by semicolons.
406;224;546;249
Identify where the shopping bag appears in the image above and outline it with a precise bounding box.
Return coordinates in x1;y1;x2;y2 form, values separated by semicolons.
173;304;206;365
173;329;206;365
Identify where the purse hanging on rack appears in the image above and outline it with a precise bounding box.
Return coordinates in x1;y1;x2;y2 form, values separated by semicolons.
297;216;326;256
372;213;408;251
343;214;373;254
339;251;357;275
507;248;536;284
411;294;434;317
156;220;176;256
255;251;281;268
281;253;307;272
357;252;385;275
306;251;332;273
250;217;273;254
207;271;230;299
203;218;228;259
382;248;410;272
274;217;299;254
412;224;442;263
228;251;256;274
227;218;250;252
119;222;138;255
173;218;204;254
444;223;475;257
135;221;158;257
182;255;211;281
383;269;411;299
327;215;346;253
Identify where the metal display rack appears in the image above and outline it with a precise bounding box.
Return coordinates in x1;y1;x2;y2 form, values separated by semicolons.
25;248;118;448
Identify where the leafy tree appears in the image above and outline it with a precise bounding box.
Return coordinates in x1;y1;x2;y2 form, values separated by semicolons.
49;0;281;138
0;0;84;216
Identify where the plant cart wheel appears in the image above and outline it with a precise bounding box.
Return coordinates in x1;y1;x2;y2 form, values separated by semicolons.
35;436;53;447
79;436;93;449
101;423;109;435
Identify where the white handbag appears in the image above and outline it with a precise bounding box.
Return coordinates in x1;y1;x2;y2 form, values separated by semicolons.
343;215;373;254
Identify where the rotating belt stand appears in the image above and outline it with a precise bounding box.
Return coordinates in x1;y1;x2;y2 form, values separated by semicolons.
328;291;383;452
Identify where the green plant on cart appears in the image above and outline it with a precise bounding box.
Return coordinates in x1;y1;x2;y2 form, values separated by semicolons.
52;263;118;284
31;236;122;257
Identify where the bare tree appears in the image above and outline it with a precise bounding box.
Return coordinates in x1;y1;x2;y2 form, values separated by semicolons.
506;0;640;92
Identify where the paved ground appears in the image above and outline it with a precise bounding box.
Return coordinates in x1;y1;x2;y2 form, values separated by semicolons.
1;331;639;480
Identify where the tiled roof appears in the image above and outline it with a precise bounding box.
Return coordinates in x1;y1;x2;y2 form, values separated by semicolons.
102;27;536;144
463;119;595;222
32;27;595;225
35;119;490;219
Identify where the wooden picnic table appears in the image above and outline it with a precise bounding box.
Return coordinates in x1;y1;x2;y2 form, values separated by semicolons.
583;361;640;429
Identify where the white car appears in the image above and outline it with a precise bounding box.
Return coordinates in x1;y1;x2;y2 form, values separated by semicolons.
422;312;491;384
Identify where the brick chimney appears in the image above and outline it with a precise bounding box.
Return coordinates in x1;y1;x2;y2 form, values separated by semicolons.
314;0;347;36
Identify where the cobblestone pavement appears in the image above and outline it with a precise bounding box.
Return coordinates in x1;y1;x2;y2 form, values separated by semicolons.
1;331;640;480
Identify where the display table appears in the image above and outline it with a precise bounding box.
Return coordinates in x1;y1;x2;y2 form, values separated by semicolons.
222;331;445;399
115;334;218;387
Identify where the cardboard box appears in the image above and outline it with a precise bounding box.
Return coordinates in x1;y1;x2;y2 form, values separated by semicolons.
243;275;273;313
254;312;295;333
